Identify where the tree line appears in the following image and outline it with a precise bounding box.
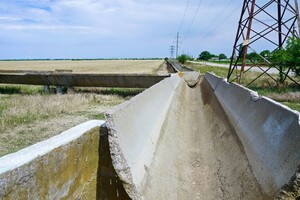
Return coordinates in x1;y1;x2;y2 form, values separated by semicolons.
176;37;299;79
176;51;228;64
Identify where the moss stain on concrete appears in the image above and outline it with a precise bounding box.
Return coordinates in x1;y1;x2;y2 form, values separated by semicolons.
0;127;100;200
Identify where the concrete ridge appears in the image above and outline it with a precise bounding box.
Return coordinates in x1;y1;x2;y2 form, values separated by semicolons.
0;120;104;175
0;73;170;88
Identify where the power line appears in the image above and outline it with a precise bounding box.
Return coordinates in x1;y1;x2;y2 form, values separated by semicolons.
176;32;180;57
183;0;204;40
192;0;235;37
178;0;190;33
200;2;242;41
186;0;218;39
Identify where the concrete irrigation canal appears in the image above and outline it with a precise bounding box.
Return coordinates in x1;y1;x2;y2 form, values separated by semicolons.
0;72;299;199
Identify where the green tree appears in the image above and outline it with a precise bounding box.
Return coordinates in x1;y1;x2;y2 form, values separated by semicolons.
198;51;212;60
260;50;271;58
270;49;288;83
285;37;300;76
247;52;260;63
176;54;191;64
218;53;227;60
270;37;300;83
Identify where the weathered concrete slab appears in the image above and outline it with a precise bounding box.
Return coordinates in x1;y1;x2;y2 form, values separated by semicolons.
0;120;131;200
207;72;300;197
0;73;170;88
105;74;181;199
0;120;103;199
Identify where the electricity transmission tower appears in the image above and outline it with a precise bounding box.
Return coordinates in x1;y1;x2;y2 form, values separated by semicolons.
227;0;300;86
169;45;175;60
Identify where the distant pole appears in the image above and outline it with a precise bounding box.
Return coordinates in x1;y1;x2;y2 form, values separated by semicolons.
176;32;179;58
295;0;300;35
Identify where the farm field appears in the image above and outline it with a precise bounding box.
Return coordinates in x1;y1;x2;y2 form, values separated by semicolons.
0;60;165;74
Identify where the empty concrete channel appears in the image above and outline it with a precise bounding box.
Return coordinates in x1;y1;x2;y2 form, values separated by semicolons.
105;72;299;199
0;72;299;199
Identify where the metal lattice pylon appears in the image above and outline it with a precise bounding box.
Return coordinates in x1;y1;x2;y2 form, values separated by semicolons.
227;0;300;86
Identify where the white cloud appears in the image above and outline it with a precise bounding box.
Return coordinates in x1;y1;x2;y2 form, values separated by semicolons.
0;0;285;59
0;24;92;31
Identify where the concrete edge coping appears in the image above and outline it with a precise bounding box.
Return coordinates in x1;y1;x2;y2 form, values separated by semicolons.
227;77;299;116
0;120;105;175
205;72;300;117
106;73;181;115
204;72;225;91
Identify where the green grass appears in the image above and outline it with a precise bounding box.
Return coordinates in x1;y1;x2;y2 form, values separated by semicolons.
77;87;144;98
0;86;139;133
186;63;229;77
248;85;299;95
0;87;134;157
190;60;253;65
249;85;300;111
89;113;106;120
204;60;231;64
0;85;44;94
281;102;300;111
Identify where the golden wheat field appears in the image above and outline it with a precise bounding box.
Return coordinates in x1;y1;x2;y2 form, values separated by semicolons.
0;60;164;74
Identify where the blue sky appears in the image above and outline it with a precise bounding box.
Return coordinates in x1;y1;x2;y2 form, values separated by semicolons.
0;0;297;59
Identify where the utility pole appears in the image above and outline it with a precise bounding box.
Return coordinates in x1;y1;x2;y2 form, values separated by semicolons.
240;0;256;83
176;32;179;58
169;45;175;60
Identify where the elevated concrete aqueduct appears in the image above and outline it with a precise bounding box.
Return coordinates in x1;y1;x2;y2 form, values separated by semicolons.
0;70;299;199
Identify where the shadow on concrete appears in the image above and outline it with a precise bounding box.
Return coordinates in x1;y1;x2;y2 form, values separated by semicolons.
96;124;130;200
